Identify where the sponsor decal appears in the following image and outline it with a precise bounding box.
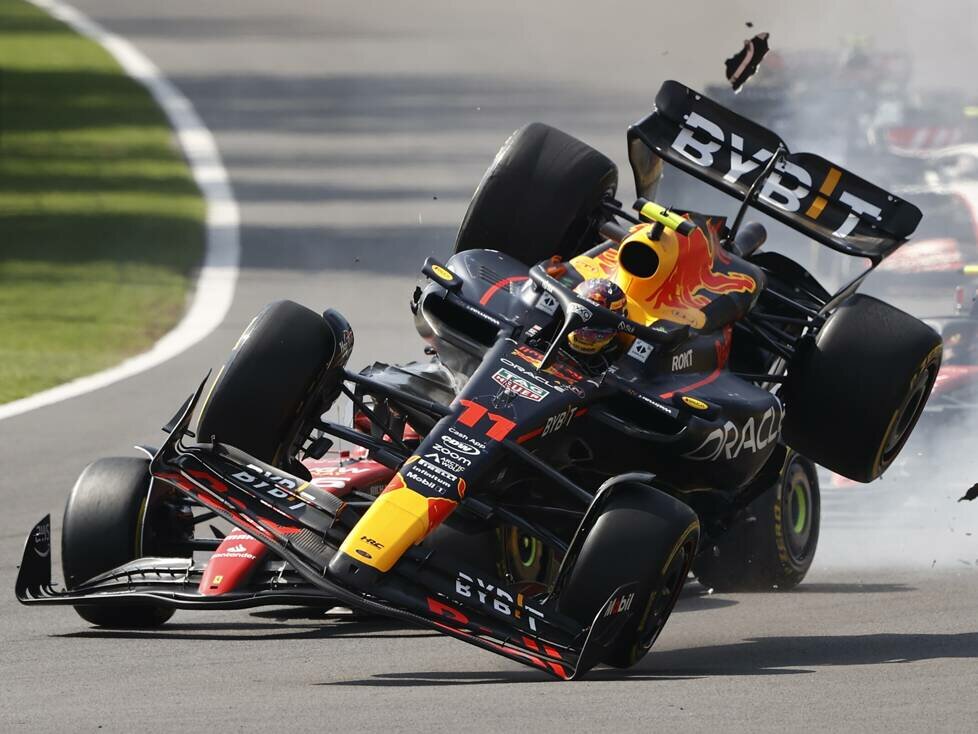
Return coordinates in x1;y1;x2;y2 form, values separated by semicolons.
681;395;709;411
535;291;559;315
231;464;309;510
33;521;50;558
430;442;473;465
454;571;546;631
492;368;549;402
448;425;486;452
604;592;635;616
417;457;459;481
671;349;694;371
567;303;593;322
512;345;584;384
440;434;480;456
213;549;257;561
233;465;299;490
225;544;247;554
626;388;677;417
431;264;455;281
457;399;516;442
423;453;467;474
402;450;469;497
404;455;455;494
499;358;556;388
337;328;354;362
360;536;384;549
671;111;883;237
461;301;501;326
542;405;579;437
627;339;653;363
683;405;782;461
638;220;757;330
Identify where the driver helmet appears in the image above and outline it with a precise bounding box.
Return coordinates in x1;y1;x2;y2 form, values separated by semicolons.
567;278;628;354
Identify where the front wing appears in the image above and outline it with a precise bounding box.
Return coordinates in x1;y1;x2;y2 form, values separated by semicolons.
15;381;636;680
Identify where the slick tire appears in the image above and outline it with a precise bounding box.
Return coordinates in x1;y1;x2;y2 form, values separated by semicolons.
557;483;699;668
63;457;174;627
693;453;819;592
197;300;336;470
454;122;618;265
782;294;942;482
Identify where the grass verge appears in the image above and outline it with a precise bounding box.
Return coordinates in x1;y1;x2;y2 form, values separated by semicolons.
0;0;204;404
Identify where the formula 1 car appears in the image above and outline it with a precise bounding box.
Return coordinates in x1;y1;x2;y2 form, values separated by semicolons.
916;271;978;417
17;80;943;679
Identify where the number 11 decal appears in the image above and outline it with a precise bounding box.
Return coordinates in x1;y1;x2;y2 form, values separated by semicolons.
457;399;516;441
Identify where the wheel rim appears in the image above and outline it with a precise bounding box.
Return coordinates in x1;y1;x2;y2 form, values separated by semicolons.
791;481;808;535
783;466;814;563
517;534;540;568
502;527;555;586
637;536;696;653
881;367;932;462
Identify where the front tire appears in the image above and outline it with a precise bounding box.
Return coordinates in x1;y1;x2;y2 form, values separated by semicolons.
557;483;699;668
62;457;175;627
693;453;820;592
197;300;340;470
454;122;617;265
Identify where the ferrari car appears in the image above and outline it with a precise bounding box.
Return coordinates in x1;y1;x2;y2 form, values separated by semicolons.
17;80;942;679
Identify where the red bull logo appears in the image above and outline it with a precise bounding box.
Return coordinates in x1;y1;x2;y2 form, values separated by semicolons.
647;221;755;327
426;496;458;531
614;218;756;329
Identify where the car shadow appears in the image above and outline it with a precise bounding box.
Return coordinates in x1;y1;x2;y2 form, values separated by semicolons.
321;669;710;686
54;616;439;643
325;630;978;686
637;630;978;676
790;582;917;594
51;582;913;644
673;586;739;612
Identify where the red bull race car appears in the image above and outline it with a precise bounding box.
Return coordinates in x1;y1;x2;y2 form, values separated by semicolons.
17;80;943;678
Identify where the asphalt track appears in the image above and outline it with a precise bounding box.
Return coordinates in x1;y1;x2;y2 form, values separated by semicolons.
3;2;978;731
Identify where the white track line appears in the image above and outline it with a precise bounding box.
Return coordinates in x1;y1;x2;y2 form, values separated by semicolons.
0;1;240;422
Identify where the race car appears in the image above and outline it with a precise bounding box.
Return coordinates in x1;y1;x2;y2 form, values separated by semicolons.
17;80;942;679
704;45;978;288
923;272;978;414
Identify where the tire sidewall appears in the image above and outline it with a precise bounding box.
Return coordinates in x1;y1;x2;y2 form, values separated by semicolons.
771;454;820;584
556;484;699;668
62;457;175;627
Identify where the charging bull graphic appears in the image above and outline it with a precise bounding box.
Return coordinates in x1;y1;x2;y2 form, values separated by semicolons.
645;219;757;329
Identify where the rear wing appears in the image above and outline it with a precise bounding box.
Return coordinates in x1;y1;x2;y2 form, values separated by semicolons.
627;80;922;262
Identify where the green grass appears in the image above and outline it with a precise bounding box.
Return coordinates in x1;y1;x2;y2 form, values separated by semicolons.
0;0;204;403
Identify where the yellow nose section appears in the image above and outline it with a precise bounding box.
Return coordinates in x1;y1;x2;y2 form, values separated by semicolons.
339;484;431;572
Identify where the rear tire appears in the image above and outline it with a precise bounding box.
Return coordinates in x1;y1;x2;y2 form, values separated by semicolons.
557;484;699;668
693;453;819;592
197;300;337;469
782;294;942;482
454;122;617;265
63;457;174;627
